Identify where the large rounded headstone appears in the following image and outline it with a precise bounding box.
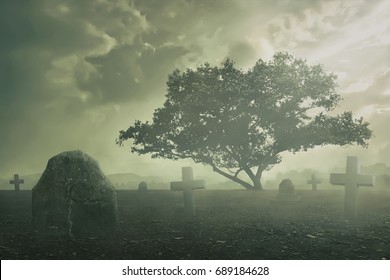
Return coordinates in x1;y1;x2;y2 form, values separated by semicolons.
32;150;118;238
277;179;300;201
279;179;295;195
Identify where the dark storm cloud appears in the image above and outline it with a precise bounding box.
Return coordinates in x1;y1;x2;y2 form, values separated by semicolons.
0;0;149;110
134;0;273;64
0;0;151;176
0;0;387;178
0;0;200;177
81;41;190;103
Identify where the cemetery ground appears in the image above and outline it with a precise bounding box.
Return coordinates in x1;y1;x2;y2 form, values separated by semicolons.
0;189;389;260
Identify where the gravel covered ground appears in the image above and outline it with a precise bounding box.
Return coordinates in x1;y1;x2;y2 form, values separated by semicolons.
0;189;389;259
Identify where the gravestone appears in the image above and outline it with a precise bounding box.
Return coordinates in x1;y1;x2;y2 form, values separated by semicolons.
170;167;205;218
277;179;300;201
9;174;24;191
32;150;118;238
307;174;321;191
330;156;375;220
138;181;147;192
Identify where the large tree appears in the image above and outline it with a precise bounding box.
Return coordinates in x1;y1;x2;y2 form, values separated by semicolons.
117;52;372;190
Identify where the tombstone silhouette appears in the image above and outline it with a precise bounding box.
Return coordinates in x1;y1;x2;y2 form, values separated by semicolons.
9;174;24;191
330;156;374;220
307;174;321;191
138;181;148;192
277;179;300;201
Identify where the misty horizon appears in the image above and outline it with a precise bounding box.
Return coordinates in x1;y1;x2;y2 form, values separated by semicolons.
2;160;389;191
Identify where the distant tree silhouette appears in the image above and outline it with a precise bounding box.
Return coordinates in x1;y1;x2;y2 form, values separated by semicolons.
117;52;372;190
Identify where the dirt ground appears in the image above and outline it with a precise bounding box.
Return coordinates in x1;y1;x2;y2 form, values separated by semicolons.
0;189;389;260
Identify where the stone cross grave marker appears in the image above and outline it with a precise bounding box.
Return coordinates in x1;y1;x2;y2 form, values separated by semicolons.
9;174;24;191
330;156;374;220
307;174;321;191
170;167;205;218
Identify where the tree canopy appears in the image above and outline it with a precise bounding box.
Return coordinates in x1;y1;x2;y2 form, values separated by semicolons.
117;52;372;190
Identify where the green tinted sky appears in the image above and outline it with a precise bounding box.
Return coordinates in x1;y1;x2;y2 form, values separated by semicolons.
0;0;388;181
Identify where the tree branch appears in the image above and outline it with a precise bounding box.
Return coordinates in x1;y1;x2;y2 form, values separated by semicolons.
212;165;253;190
243;166;256;182
234;168;243;178
224;146;241;163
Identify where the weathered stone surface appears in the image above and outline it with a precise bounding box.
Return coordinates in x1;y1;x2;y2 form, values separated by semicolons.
32;150;118;238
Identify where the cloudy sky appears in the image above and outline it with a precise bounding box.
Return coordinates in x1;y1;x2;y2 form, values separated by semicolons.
0;0;388;182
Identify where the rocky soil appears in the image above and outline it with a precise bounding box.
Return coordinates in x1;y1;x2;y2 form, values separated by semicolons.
1;189;389;259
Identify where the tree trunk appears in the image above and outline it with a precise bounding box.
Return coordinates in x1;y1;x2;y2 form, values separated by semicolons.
252;167;265;191
252;176;263;191
243;166;264;191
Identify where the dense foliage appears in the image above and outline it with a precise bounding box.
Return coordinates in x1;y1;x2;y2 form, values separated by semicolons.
117;52;372;190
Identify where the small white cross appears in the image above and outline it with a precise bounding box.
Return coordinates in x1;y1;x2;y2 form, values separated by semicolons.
330;156;374;220
170;167;205;218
